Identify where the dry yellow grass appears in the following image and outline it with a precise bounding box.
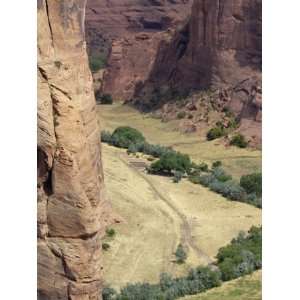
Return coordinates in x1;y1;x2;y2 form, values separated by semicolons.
101;144;261;289
98;103;261;179
182;270;262;300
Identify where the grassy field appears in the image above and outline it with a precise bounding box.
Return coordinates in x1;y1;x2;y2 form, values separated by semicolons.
182;270;262;300
101;144;261;289
98;103;261;179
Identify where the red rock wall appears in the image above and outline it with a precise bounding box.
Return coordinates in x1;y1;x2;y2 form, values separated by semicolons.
85;0;192;100
133;0;262;142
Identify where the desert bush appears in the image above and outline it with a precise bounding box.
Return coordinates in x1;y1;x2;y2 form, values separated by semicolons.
127;143;139;154
216;226;262;281
99;93;113;105
175;244;187;264
142;143;173;158
197;162;209;172
149;152;191;175
240;173;262;197
206;126;225;141
111;126;145;148
106;228;116;238
212;161;222;168
177;111;186;119
173;171;183;183
101;131;112;143
217;181;246;201
102;243;110;251
198;174;216;187
211;167;232;182
230;134;248;148
111;228;260;299
102;287;117;300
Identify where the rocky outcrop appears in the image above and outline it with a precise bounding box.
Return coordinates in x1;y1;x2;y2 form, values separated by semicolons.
85;0;192;100
37;1;110;299
133;0;262;143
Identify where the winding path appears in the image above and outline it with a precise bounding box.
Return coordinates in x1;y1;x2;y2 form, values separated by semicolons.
118;152;213;265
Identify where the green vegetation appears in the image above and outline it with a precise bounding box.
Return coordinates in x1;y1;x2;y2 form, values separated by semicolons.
97;93;113;105
206;126;225;141
149;152;191;175
183;271;261;300
101;127;262;208
175;244;187;264
111;126;146;148
173;171;184;183
212;161;222;168
89;53;107;72
230;134;248;148
207;118;239;142
102;227;261;300
106;228;116;238
102;243;110;251
217;227;262;281
240;173;262;197
177;111;187;119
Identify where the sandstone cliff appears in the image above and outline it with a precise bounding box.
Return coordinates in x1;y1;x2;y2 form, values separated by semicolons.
134;0;262;143
85;0;192;100
37;1;110;299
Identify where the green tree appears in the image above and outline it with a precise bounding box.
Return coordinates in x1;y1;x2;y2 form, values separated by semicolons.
175;244;187;264
111;126;145;148
240;173;262;196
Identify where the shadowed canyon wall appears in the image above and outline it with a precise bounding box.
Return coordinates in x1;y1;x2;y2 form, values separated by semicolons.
85;0;192;100
133;0;262;142
37;0;110;299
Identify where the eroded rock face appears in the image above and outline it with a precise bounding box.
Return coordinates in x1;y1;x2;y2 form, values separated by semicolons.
85;0;192;100
134;0;262;143
37;1;110;299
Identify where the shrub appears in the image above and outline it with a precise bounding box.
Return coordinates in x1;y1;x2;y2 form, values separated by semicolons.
111;126;145;148
206;126;225;141
89;54;107;72
230;134;248;148
198;174;215;187
197;162;209;172
212;161;222;168
102;287;117;300
173;171;183;183
99;93;113;105
101;131;112;143
106;228;116;238
127;143;139;154
175;244;187;264
142;142;173;158
240;173;262;197
150;152;191;175
177;111;186;119
216;226;262;281
102;243;110;251
211;167;232;182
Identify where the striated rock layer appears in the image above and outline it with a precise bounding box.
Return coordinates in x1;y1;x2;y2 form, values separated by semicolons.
37;1;110;299
85;0;192;100
134;0;262;142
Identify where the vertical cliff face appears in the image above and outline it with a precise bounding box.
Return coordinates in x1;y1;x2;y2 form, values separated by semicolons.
85;0;192;101
134;0;261;142
37;1;110;299
136;0;261;98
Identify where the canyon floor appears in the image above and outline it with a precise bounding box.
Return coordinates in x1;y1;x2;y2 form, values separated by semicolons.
98;103;261;179
98;103;262;290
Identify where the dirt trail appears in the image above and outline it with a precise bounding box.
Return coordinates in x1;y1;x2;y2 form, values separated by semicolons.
118;152;213;265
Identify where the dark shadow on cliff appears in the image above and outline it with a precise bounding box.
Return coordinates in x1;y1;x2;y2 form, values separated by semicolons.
131;19;213;112
234;0;262;71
